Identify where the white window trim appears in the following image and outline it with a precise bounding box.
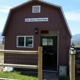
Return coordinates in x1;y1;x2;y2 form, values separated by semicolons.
17;36;34;48
32;5;41;13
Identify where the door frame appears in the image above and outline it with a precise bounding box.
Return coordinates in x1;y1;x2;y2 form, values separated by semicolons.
57;31;59;71
41;32;59;72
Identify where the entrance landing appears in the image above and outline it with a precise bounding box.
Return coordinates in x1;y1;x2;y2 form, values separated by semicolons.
43;72;58;80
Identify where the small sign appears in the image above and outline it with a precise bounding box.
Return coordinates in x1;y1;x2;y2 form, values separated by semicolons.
25;18;48;22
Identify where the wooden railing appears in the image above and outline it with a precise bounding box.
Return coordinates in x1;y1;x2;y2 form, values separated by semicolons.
0;46;42;80
69;47;76;80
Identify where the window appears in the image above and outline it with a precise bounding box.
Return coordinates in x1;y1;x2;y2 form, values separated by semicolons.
32;5;41;13
42;39;47;46
18;37;24;46
17;36;33;48
42;38;53;46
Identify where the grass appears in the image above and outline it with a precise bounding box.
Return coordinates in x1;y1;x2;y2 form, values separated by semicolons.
0;53;38;80
0;71;38;80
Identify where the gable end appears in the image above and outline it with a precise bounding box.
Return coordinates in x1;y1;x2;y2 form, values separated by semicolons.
2;0;72;37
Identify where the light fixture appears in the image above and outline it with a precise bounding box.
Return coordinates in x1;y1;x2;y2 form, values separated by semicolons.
35;28;38;34
70;46;76;55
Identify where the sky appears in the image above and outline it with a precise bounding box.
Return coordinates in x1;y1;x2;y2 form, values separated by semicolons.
0;0;80;35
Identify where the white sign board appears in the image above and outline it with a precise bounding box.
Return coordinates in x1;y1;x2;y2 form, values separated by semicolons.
25;18;48;22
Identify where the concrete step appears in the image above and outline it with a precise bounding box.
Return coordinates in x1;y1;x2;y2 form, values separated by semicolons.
43;72;58;80
43;78;58;80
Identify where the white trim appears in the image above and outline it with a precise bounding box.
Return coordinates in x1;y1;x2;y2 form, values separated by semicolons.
16;36;34;48
32;5;41;13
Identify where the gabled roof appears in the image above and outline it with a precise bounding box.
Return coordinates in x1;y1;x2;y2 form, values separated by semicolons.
2;0;72;37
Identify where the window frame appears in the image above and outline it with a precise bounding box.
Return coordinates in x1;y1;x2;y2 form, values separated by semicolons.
17;36;34;48
32;5;41;13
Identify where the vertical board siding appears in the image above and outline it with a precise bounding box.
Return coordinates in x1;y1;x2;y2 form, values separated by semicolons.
4;2;71;66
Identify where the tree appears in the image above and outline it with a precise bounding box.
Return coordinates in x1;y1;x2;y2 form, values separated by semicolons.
71;42;75;47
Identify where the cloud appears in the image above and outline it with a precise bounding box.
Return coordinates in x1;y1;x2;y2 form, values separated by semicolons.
0;5;12;13
64;10;80;21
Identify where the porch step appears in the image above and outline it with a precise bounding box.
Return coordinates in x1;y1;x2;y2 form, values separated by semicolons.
43;72;58;80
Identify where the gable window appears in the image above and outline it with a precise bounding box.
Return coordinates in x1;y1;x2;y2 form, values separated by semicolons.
17;36;33;48
32;5;41;13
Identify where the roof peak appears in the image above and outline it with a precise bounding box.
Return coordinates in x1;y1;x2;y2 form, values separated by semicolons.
31;0;38;1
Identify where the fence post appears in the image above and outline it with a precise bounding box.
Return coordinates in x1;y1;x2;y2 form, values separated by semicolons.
69;47;76;80
38;46;42;80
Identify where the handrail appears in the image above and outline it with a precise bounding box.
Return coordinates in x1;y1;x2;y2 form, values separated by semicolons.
0;63;38;69
0;50;38;54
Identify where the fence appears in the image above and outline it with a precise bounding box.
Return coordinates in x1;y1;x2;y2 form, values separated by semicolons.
0;46;42;80
69;47;76;80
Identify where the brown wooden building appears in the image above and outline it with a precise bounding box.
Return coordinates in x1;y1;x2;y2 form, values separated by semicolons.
2;0;71;72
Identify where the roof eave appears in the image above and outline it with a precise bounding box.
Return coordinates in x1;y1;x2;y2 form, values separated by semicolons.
2;10;12;36
11;0;61;11
2;0;71;37
60;7;72;37
2;0;61;36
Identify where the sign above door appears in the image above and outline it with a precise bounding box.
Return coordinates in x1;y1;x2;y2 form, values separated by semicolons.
25;17;48;22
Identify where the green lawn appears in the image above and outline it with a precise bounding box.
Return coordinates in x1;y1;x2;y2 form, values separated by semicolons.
0;71;38;80
0;51;38;80
0;46;38;80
